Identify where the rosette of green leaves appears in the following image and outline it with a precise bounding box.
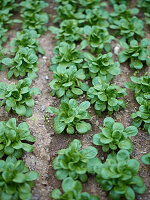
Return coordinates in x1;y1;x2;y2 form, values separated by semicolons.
125;75;150;100
52;139;97;181
95;150;146;200
119;39;150;70
110;17;144;41
0;78;40;117
49;20;83;43
131;98;150;134
87;77;126;116
47;99;91;134
20;0;49;35
56;0;77;6
49;65;88;98
0;0;18;10
79;0;105;9
51;177;100;200
81;26;114;53
50;42;83;71
0;24;7;46
0;118;35;158
141;152;150;165
109;0;129;5
83;52;120;80
2;47;38;80
109;4;139;23
10;29;44;54
0;156;38;200
93;117;138;153
85;7;109;27
145;13;150;25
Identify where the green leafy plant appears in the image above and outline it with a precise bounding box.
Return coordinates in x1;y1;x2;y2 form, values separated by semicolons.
131;98;150;134
95;150;146;200
109;0;129;5
10;29;44;54
109;4;139;22
47;99;91;134
87;77;126;116
93;117;138;153
20;0;49;35
49;19;83;43
110;17;144;41
2;47;38;80
0;156;38;200
51;177;100;200
0;78;40;117
49;65;88;98
119;39;150;70
50;42;83;71
83;52;120;80
81;26;114;53
145;13;150;25
52;139;97;181
141;152;150;165
0;118;35;158
137;0;150;12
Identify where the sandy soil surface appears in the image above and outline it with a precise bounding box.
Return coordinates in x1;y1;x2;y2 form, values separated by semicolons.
0;0;150;200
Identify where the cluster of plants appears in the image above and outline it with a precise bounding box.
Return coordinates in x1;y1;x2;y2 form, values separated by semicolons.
0;0;49;199
49;0;150;199
138;0;150;25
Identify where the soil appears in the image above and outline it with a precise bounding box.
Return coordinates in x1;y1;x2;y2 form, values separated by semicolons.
0;0;150;200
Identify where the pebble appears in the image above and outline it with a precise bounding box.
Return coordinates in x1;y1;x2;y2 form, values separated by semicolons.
41;106;45;111
45;75;49;80
114;44;121;55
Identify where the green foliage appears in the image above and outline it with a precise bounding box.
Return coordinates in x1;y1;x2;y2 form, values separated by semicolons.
52;139;98;181
81;26;114;53
2;47;38;80
20;0;49;35
110;17;144;41
0;118;35;158
47;99;91;134
10;29;44;54
137;0;150;12
95;150;146;200
141;152;150;165
49;65;88;98
119;39;150;70
93;117;138;153
109;4;139;22
0;78;40;117
50;42;83;70
0;156;38;200
83;52;120;80
87;77;126;116
51;177;100;200
109;0;129;5
145;13;150;25
49;20;83;43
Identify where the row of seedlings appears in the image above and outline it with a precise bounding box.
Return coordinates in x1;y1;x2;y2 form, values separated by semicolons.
0;0;49;199
47;0;150;199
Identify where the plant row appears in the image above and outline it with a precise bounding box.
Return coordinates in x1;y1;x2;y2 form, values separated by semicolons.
0;0;49;199
48;0;150;199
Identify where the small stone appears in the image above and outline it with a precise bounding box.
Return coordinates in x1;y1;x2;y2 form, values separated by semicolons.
43;56;47;60
114;45;121;55
95;120;99;126
45;75;49;80
41;106;45;111
32;194;39;200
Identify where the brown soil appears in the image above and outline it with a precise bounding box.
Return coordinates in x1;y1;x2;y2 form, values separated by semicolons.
0;0;150;200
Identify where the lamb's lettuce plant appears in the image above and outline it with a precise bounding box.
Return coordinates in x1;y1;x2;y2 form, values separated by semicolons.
145;13;150;25
0;78;40;117
95;150;146;200
0;118;35;158
93;117;138;153
137;0;150;12
0;156;38;200
141;152;150;165
109;0;129;5
10;29;44;54
83;52;120;80
20;0;49;35
47;99;91;134
2;47;38;80
50;42;83;71
52;139;97;182
119;39;150;70
49;65;88;98
110;17;144;41
87;77;126;116
81;26;114;53
49;20;83;43
51;177;100;200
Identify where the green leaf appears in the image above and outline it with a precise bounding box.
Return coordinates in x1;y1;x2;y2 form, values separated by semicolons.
51;189;61;199
6;118;16;129
79;101;90;110
2;58;13;66
76;122;91;134
47;106;59;114
13;173;26;183
54;118;66;134
25;171;39;181
25;98;34;107
82;147;98;159
125;126;138;136
15;105;26;116
71;88;83;95
62;177;75;192
141;153;150;165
